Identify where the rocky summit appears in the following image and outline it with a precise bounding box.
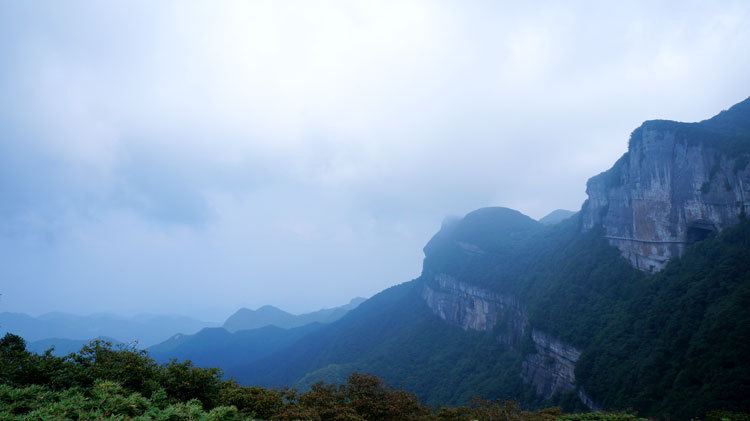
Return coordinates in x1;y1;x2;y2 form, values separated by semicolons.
114;98;750;419
582;98;750;271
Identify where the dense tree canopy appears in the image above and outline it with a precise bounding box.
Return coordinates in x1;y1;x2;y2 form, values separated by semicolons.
0;333;658;420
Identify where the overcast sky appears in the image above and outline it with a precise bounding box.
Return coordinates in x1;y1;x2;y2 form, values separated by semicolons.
1;0;749;320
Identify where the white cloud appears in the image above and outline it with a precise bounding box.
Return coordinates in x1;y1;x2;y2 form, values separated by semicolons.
1;0;749;318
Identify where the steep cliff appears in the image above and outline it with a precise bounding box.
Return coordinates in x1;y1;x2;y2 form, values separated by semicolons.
521;330;580;400
581;98;750;271
214;98;750;419
420;274;526;343
419;209;598;407
421;270;598;408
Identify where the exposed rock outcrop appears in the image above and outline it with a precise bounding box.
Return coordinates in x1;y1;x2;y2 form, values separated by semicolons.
421;274;526;345
581;99;750;272
418;100;750;408
421;274;597;408
521;330;580;399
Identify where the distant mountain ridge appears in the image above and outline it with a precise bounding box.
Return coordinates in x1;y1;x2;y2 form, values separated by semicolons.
146;297;369;372
148;323;324;373
2;297;367;353
0;312;215;348
27;337;123;356
538;209;576;225
223;297;366;332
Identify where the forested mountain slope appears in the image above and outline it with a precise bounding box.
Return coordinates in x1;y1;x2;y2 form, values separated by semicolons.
148;323;324;372
188;98;750;419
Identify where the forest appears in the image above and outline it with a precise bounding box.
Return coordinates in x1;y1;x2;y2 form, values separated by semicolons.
0;333;678;421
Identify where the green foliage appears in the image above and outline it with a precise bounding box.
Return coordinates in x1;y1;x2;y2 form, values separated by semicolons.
219;381;284;419
71;339;161;394
435;399;561;421
556;411;646;421
3;192;750;420
1;338;618;420
705;411;750;421
233;209;750;419
576;221;750;419
160;360;223;407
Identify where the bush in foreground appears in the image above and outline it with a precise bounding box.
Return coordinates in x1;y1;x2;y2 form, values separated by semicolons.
0;333;742;420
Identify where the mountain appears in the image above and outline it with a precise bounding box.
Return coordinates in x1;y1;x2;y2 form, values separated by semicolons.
582;97;750;272
582;100;750;271
148;323;324;373
0;312;215;347
538;209;576;225
26;337;122;356
223;297;366;332
212;97;750;419
149;297;367;373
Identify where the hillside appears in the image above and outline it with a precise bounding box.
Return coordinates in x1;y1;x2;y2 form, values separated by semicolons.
216;98;750;419
148;323;324;372
1;333;654;420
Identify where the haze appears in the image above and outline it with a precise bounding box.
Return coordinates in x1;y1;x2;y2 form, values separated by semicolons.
2;1;750;320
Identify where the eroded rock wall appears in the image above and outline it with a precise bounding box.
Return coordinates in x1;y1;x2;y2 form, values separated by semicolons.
421;274;597;407
520;330;579;399
420;274;527;345
582;121;750;272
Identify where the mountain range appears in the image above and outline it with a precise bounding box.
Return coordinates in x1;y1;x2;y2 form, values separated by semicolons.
145;298;367;374
1;298;367;354
147;97;750;419
0;312;215;348
223;297;366;332
25;337;122;357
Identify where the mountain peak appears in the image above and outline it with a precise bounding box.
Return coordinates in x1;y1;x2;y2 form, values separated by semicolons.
538;209;576;226
256;305;286;313
223;298;365;332
348;297;367;307
583;97;750;272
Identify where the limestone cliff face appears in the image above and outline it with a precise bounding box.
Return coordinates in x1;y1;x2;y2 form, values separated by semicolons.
421;274;527;345
416;99;750;409
581;100;750;272
521;330;579;398
421;273;597;408
418;207;600;406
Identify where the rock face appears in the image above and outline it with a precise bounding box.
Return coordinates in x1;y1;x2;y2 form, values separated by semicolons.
581;99;750;272
418;206;600;406
421;274;526;345
521;330;580;399
421;273;597;408
418;99;750;407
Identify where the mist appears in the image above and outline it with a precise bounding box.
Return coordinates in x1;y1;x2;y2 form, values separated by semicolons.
2;0;750;320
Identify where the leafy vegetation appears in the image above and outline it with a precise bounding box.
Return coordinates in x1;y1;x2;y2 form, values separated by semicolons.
4;197;749;420
214;208;750;419
576;219;750;419
231;280;539;408
0;334;643;420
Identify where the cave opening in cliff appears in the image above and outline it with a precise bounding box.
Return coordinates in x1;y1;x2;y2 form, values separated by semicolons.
686;220;717;243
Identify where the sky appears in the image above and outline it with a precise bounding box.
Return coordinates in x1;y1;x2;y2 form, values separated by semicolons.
1;0;750;321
